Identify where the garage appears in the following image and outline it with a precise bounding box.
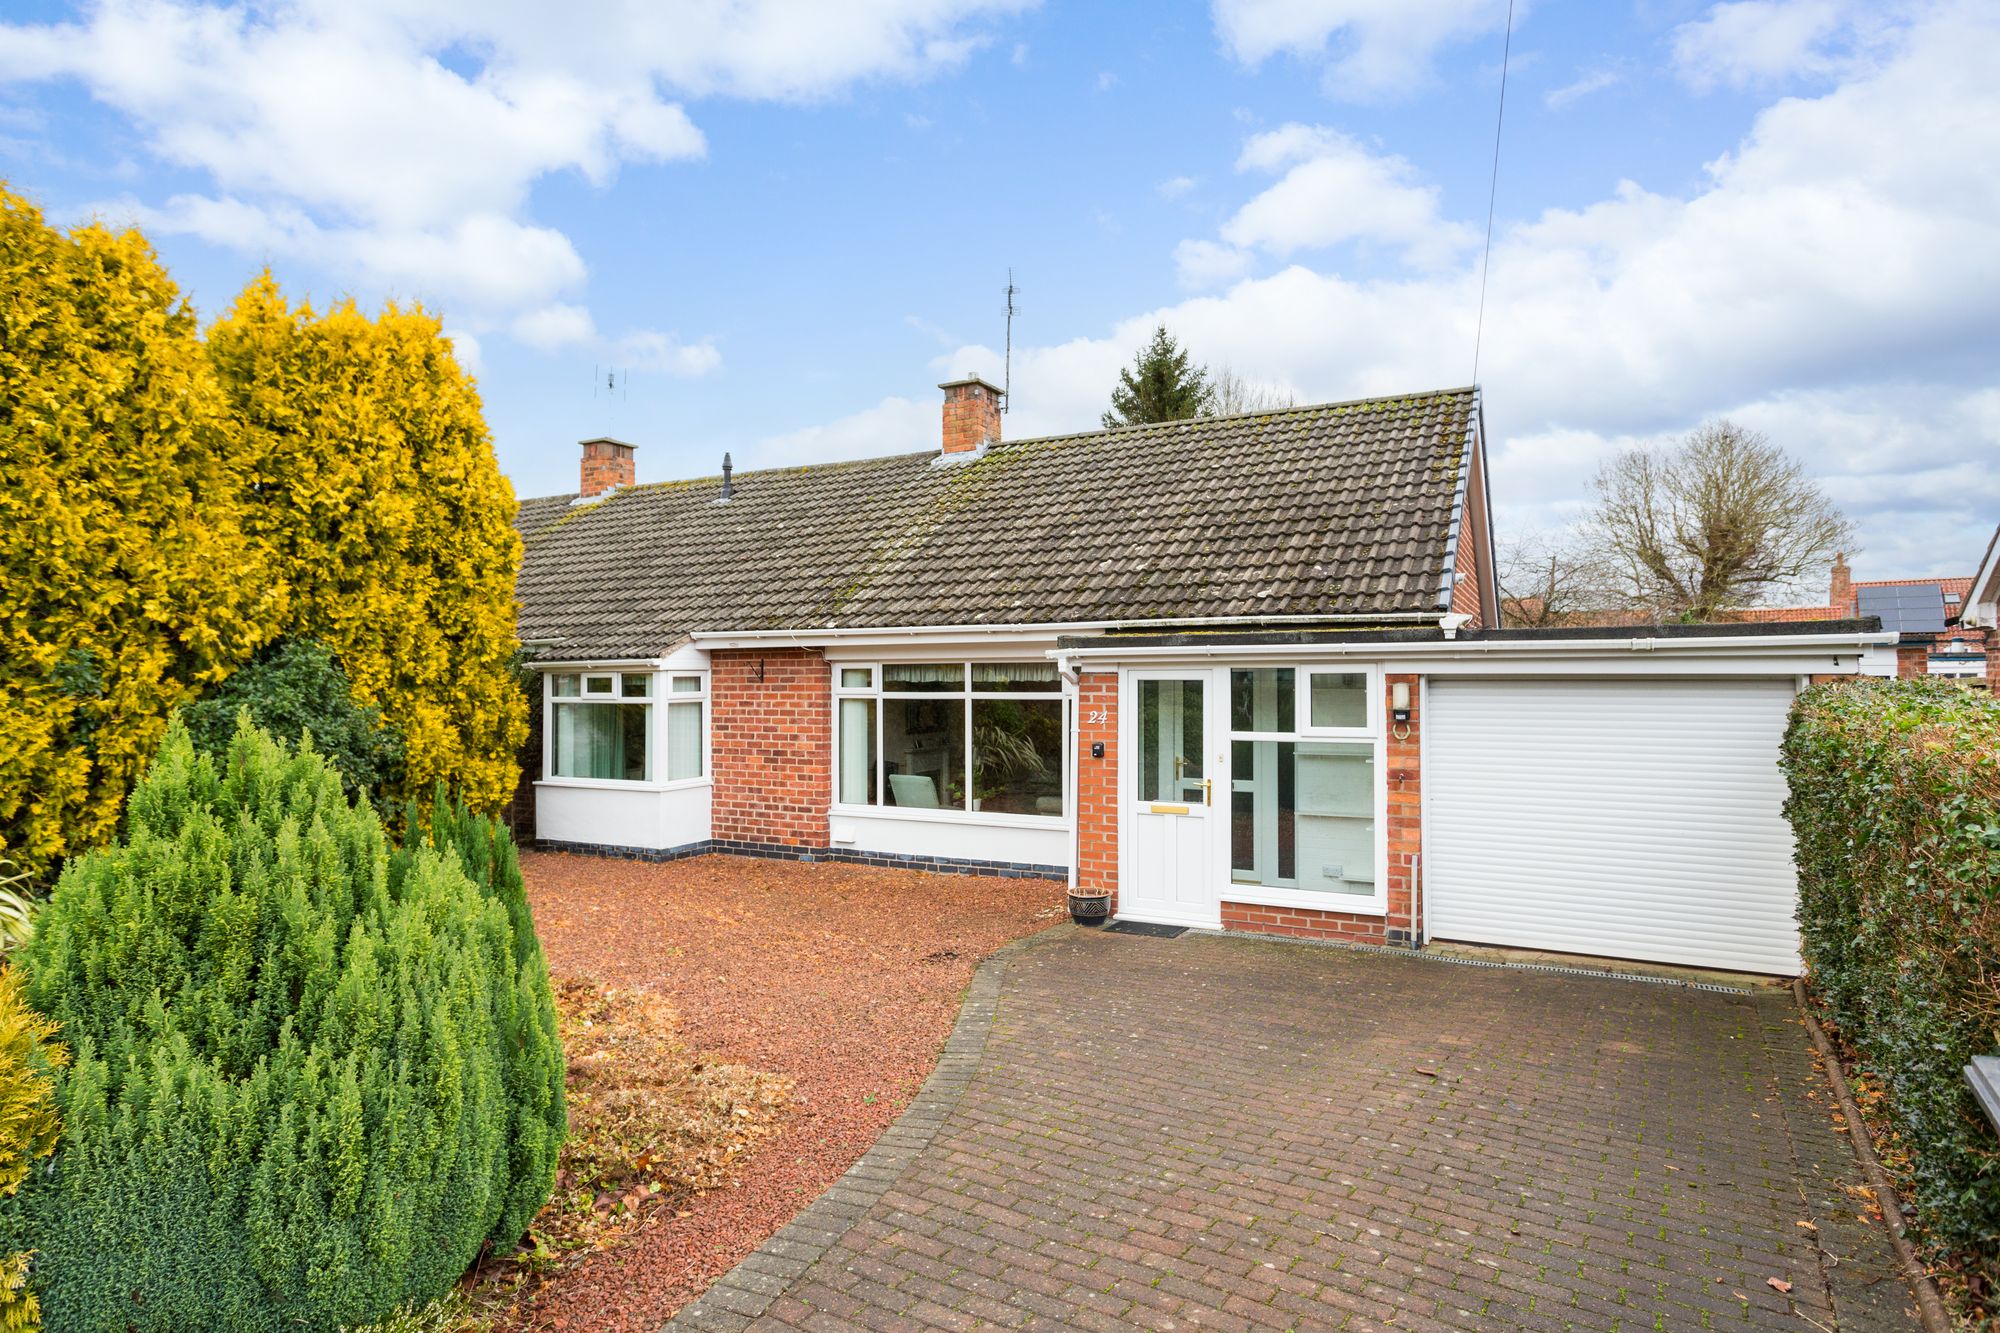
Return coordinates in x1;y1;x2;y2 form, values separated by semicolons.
1424;677;1803;975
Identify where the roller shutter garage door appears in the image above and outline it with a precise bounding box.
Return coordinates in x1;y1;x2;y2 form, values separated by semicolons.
1424;678;1801;975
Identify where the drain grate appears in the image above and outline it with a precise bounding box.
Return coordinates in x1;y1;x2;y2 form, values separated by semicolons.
1104;920;1188;939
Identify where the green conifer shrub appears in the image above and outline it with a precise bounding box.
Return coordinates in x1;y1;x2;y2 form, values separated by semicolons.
0;719;563;1331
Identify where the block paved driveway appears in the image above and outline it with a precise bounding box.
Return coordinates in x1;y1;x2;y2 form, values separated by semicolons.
674;929;1918;1332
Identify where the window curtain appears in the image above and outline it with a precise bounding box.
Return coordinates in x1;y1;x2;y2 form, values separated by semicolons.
667;701;703;780
971;662;1058;690
839;698;875;803
555;704;622;779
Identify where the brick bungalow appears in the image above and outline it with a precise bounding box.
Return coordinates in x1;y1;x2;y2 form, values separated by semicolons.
514;381;1891;975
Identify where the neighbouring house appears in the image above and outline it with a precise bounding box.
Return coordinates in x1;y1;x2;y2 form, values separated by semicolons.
1751;546;2000;688
514;380;1891;975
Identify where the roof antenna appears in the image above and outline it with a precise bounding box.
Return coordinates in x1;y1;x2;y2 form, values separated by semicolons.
593;366;628;400
719;451;733;502
1002;269;1017;414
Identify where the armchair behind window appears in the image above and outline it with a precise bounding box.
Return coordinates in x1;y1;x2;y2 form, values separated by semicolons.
888;773;942;808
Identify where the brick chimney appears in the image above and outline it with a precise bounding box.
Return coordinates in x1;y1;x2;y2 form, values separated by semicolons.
1829;552;1853;614
579;437;636;499
939;377;1004;455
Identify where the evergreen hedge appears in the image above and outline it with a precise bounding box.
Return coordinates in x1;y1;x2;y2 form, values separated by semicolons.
180;639;405;802
1781;677;2000;1290
0;719;563;1331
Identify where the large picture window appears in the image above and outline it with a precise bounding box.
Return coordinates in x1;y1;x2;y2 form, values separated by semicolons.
1228;667;1379;899
836;661;1066;818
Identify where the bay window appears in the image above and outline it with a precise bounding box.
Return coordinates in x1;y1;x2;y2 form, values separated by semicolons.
836;661;1066;818
545;670;707;784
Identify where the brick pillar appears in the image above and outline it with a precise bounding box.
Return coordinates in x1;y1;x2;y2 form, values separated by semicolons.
1385;672;1422;945
1074;670;1119;906
709;649;831;850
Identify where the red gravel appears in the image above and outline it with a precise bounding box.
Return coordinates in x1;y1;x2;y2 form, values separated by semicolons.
504;852;1066;1332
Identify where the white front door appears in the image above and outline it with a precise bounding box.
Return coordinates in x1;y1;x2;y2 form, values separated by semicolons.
1122;672;1219;926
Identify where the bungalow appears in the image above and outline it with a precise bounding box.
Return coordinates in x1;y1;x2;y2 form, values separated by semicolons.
514;380;1891;975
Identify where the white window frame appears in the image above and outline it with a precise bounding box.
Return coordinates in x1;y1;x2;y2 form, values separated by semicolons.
831;660;1070;827
1296;665;1381;738
1222;663;1389;916
541;668;711;790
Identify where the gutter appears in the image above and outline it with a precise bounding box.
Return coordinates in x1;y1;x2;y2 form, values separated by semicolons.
1051;629;1896;663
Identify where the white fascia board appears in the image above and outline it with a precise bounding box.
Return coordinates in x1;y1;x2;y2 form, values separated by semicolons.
1048;631;1896;676
526;656;668;671
1968;524;2000;624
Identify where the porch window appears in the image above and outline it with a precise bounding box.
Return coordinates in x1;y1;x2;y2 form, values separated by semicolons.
835;661;1067;818
1228;667;1378;898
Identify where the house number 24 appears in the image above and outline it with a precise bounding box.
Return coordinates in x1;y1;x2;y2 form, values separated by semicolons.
1086;708;1109;725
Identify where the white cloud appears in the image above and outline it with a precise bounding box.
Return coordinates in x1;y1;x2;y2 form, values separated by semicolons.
1671;0;1888;93
618;330;722;378
1095;70;1117;91
1175;124;1473;286
0;0;1033;329
1156;175;1199;200
1221;124;1473;267
1175;239;1254;289
922;1;2000;574
511;303;598;351
1212;0;1514;100
746;394;935;468
1545;64;1623;109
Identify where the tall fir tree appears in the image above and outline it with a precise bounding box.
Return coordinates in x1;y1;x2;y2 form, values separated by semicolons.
0;187;287;874
1102;325;1213;428
207;275;528;815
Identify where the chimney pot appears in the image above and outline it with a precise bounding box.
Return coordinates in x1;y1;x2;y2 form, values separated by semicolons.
579;437;636;499
939;376;1004;455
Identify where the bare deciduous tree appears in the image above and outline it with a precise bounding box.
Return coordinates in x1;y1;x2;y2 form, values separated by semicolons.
1206;367;1296;417
1583;420;1855;621
1497;530;1622;627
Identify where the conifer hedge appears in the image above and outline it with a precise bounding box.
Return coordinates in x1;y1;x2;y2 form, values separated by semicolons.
1781;678;2000;1290
0;720;563;1331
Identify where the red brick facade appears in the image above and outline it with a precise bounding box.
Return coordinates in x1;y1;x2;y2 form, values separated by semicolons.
709;648;831;848
1074;669;1119;905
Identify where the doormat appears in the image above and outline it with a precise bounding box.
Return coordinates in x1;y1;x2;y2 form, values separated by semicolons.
1105;921;1188;939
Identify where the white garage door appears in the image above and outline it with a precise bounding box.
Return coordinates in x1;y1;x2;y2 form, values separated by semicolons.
1425;678;1801;975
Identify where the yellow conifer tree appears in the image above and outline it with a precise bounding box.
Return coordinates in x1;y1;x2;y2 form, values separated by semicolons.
207;276;526;812
0;188;286;872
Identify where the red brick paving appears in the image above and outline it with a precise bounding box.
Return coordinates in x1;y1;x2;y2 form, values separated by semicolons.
685;929;1919;1331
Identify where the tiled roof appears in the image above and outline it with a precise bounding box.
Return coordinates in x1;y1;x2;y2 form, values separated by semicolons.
1854;576;1973;598
514;388;1478;660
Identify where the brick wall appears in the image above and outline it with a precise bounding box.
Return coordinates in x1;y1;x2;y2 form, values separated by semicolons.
1074;669;1118;905
1450;453;1489;627
1219;671;1423;947
709;648;831;848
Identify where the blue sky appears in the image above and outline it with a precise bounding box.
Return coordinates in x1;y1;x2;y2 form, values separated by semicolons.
3;0;1996;583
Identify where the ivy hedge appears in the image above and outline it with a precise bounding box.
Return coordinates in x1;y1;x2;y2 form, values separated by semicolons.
1781;677;2000;1295
0;719;563;1330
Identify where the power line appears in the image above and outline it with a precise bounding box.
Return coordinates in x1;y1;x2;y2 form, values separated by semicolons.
1471;0;1516;388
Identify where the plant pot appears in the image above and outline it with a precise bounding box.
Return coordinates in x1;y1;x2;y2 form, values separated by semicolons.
1067;892;1111;925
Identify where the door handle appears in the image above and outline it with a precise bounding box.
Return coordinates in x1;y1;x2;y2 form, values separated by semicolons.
1201;778;1213;805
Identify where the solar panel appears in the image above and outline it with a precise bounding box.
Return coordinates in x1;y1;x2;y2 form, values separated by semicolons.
1856;583;1947;634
